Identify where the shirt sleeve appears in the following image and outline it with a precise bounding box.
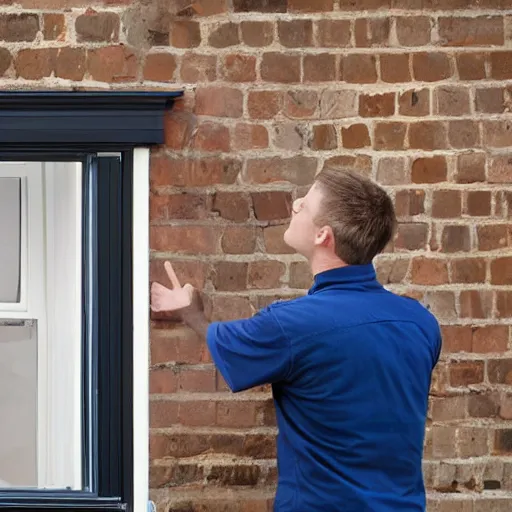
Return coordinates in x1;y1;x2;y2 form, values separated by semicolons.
206;306;292;393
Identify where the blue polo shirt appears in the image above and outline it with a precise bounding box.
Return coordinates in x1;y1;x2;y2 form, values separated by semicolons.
207;264;441;512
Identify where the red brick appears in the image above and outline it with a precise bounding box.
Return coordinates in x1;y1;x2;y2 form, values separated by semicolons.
233;0;286;11
241;21;273;46
181;53;217;82
488;155;512;184
394;189;425;217
359;93;395;117
450;361;485;386
75;11;119;42
431;425;456;459
244;156;317;186
211;295;252;321
150;463;204;488
150;401;179;428
15;48;56;79
449;120;480;149
184;0;228;15
488;359;512;385
483;120;512;148
278;19;313;47
193;122;230;153
490;51;512;79
450;258;486;283
441;325;472;354
394;223;429;251
374;122;407;150
195;86;243;118
289;261;313;288
399;89;430;116
412;156;447;183
43;13;65;40
473;326;509;353
460;290;493;319
466;191;491;216
87;46;136;82
248;90;283;119
456;153;486;183
323;155;373;176
303;53;337;82
150;193;209;222
309;124;337;150
491;257;512;285
315;20;351;47
441;225;471;253
0;13;38;41
342;124;370;149
171;20;201;48
212;192;250;222
435;86;470;116
423;291;457;322
55;47;86;81
376;157;409;185
233;123;269;150
439;16;504;46
319;90;357;119
212;262;248;291
252;191;292;221
467;392;500;418
343;54;377;83
221;226;257;254
396;16;432;46
432;190;462;218
456;52;487;80
475;88;505;114
494;430;512;454
264;225;295;254
409;121;448;150
143;53;177;82
497;291;512;318
0;48;11;76
355;18;390;47
150;225;220;254
273;123;304;151
284;90;318;119
151;156;241;187
458;427;489;458
380;53;411;83
288;0;334;10
248;261;286;289
179;401;217;427
208;22;239;48
411;257;448;285
477;224;511;251
339;0;390;7
413;52;453;82
261;52;301;83
207;464;262;486
222;54;257;82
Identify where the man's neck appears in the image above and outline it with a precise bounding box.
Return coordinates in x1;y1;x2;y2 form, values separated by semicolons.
310;253;348;277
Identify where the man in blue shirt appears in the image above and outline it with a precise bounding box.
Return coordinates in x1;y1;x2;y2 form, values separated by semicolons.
151;168;442;511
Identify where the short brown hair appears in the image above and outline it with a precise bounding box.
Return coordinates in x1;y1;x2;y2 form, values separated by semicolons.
314;168;396;265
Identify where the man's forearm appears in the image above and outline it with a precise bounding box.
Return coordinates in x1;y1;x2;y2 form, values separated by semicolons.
181;310;209;340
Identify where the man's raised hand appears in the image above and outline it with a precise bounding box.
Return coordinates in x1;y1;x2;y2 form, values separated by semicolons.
150;261;194;313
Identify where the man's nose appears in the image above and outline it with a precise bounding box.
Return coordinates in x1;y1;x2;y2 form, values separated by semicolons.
292;197;302;214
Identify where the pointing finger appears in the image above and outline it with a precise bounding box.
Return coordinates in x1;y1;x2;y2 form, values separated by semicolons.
164;261;181;289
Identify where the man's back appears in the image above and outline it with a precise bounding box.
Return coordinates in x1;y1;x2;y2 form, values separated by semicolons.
207;264;441;512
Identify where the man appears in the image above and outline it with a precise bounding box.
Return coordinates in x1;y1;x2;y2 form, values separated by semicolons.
151;168;441;512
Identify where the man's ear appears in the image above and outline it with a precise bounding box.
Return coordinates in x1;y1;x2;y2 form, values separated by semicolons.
314;225;334;249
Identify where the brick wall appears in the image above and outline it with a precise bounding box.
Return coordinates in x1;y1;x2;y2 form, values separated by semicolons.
1;0;511;510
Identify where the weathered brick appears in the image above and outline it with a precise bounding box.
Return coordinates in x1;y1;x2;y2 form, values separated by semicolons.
303;53;337;82
319;90;357;119
380;53;411;83
273;123;304;151
395;189;425;217
181;53;217;82
413;52;453;82
466;191;491;216
491;257;512;285
440;225;471;253
439;16;504;46
483;120;512;148
468;392;500;418
15;48;56;79
396;16;432;46
473;326;509;353
490;51;512;79
43;13;65;40
315;20;351;47
409;121;448;150
476;88;505;113
411;257;449;285
394;223;429;251
399;89;430;117
241;21;273;46
171;20;201;48
209;22;239;48
494;430;512;455
497;291;512;318
423;291;457;322
0;13;38;41
87;46;136;82
55;47;86;81
288;0;334;11
150;226;220;254
284;90;318;119
195;86;243;118
248;90;283;119
213;192;250;222
143;53;177;82
477;224;511;251
244;156;316;186
233;0;286;12
0;48;11;76
150;193;209;221
212;262;248;291
233;123;269;150
412;156;447;183
488;359;512;385
211;295;253;321
342;124;371;149
342;54;377;83
248;260;286;289
458;427;489;457
261;52;301;83
75;11;119;42
221;226;257;254
289;261;313;288
222;54;257;82
309;124;337;150
359;93;395;117
252;191;292;220
355;18;390;47
460;290;493;319
432;190;462;218
488;155;512;184
264;225;295;254
450;361;485;386
374;122;407;150
278;19;313;47
456;51;487;80
456;153;486;183
441;325;472;353
435;86;471;116
450;257;486;283
449;120;480;149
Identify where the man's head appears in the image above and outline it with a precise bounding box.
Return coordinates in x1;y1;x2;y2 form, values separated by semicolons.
283;168;397;266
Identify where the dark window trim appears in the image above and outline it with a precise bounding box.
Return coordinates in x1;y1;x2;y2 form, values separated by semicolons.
0;90;182;512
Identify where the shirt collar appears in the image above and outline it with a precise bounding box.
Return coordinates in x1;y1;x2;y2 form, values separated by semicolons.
308;263;379;295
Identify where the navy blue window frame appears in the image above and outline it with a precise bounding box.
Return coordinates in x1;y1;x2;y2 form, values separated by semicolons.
0;91;182;512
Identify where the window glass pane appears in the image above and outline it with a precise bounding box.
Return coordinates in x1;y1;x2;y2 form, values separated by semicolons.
0;178;21;303
0;321;37;487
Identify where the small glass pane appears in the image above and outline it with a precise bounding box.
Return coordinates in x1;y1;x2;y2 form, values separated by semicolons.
0;178;21;303
0;320;37;487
